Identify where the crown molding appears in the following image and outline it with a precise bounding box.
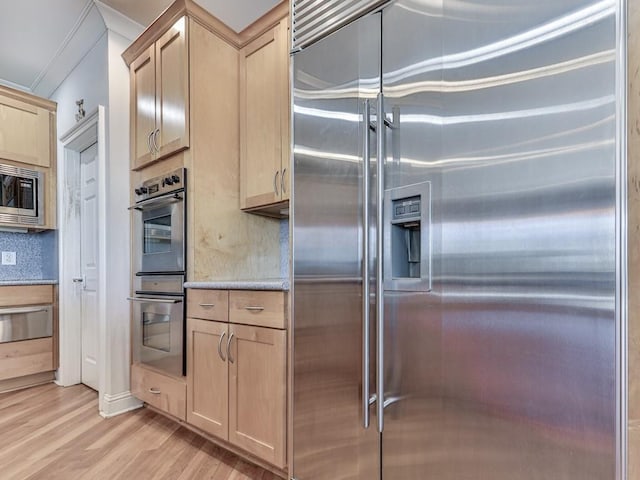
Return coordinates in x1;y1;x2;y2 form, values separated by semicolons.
94;0;144;41
122;0;289;66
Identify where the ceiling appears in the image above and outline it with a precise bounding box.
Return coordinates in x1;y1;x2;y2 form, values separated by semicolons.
0;0;281;96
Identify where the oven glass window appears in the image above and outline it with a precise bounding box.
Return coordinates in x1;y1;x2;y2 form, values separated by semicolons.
142;311;171;352
0;175;35;210
144;214;172;254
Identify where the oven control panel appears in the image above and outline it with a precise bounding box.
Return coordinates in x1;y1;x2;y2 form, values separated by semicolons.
134;167;185;200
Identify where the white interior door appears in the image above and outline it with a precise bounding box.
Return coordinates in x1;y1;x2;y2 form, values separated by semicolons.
80;142;99;390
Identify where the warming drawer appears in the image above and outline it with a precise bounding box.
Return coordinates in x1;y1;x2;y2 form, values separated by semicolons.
0;305;52;343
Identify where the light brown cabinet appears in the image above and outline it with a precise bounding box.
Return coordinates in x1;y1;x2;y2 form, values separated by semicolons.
240;16;290;213
187;318;228;438
0;94;52;167
186;289;287;469
0;284;57;391
228;323;286;468
131;363;187;420
0;85;57;229
130;17;189;170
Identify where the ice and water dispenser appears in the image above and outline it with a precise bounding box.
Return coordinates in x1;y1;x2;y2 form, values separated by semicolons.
384;181;431;292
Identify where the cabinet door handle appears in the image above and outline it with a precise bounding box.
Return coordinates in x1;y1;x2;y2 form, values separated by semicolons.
227;332;235;364
199;303;215;308
148;388;161;395
152;128;160;153
244;306;265;312
274;170;280;196
147;131;153;153
218;331;227;361
281;168;287;194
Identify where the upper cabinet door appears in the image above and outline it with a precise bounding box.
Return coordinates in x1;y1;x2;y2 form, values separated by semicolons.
155;17;189;160
279;20;290;202
240;21;285;209
0;95;51;167
130;45;156;170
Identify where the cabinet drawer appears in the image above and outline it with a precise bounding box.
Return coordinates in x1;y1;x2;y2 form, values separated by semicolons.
0;338;53;381
131;363;186;420
187;290;229;322
229;291;287;329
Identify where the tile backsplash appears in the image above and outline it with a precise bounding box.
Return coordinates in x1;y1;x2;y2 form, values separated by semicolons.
280;219;289;278
0;231;57;281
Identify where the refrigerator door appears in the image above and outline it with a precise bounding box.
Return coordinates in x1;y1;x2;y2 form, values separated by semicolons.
381;1;617;479
292;12;381;480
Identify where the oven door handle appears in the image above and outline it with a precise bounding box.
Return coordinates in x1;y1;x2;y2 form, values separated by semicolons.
128;192;184;211
127;297;183;304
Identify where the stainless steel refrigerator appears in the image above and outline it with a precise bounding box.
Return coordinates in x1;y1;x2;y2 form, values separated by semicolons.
292;1;620;479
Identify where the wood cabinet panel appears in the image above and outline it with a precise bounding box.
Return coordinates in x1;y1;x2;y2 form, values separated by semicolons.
0;284;53;307
155;19;189;159
0;338;53;381
229;290;287;329
228;324;286;468
240;17;289;212
130;17;189;171
187;289;229;322
131;363;186;420
130;45;156;170
187;318;228;438
0;94;51;167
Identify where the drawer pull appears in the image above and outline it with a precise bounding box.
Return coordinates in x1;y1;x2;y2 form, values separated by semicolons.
199;303;216;307
148;388;161;395
244;306;265;312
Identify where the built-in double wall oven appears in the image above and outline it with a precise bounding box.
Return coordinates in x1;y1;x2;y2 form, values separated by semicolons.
129;168;186;377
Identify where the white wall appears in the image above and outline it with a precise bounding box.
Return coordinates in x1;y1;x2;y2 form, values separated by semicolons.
51;34;109;138
51;15;142;415
101;29;139;416
52;31;108;389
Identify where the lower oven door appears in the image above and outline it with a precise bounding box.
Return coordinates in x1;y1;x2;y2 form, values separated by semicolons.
130;295;184;377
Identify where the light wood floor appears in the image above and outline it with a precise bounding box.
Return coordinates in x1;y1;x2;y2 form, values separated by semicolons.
0;383;282;480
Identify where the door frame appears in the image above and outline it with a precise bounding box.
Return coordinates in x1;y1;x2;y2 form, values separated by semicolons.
58;107;108;412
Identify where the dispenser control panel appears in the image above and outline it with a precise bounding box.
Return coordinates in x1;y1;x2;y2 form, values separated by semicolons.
393;196;421;220
384;181;431;292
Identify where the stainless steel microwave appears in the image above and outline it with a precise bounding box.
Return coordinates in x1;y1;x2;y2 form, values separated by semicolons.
0;164;44;227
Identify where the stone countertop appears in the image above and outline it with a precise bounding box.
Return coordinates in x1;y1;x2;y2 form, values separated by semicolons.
184;279;290;291
0;280;58;286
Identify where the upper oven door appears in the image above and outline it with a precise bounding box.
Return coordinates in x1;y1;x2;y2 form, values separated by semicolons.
0;164;42;219
132;193;185;274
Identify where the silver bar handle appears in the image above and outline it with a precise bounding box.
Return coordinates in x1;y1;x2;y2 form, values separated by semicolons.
362;98;371;429
376;92;386;434
281;168;287;194
199;303;215;308
244;306;265;312
0;306;50;316
127;297;183;304
218;331;227;361
274;170;280;196
152;128;160;153
227;332;235;363
148;388;161;395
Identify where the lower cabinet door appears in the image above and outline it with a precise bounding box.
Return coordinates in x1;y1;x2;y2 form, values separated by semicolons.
187;318;229;439
228;323;286;468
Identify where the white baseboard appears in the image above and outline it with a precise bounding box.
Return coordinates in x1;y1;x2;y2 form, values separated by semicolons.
100;391;143;418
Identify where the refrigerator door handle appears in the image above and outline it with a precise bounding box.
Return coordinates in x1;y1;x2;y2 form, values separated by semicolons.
376;92;386;434
363;98;372;429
